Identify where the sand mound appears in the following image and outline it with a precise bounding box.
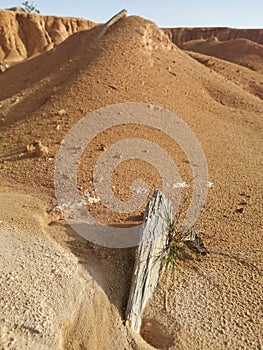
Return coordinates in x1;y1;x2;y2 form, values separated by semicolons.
164;26;263;72
0;10;95;64
182;38;263;72
1;15;261;198
0;11;262;350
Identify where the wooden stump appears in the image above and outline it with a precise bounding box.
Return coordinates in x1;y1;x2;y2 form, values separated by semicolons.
125;190;172;332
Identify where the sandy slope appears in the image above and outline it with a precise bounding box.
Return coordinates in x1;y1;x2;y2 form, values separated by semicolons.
182;38;263;73
165;26;263;72
187;51;263;100
0;188;151;350
0;12;262;350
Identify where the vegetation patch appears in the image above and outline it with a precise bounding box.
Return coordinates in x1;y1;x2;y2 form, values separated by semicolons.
162;214;208;270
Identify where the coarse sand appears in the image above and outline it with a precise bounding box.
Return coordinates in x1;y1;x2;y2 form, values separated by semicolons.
0;11;262;350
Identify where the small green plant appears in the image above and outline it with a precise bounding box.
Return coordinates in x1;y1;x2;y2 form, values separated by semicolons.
22;1;40;13
162;213;207;270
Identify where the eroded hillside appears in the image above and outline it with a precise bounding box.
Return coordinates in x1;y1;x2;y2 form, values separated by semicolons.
0;8;95;63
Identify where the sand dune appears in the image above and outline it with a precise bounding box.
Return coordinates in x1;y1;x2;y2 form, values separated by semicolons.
182;38;263;72
164;26;263;72
0;10;262;350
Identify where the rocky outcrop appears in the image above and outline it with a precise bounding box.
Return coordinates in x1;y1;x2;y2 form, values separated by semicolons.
6;7;26;12
164;27;263;47
0;9;95;63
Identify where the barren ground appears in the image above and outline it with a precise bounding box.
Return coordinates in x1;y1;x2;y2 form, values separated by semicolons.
0;10;262;350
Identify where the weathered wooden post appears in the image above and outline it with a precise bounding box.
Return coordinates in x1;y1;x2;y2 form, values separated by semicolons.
125;190;171;332
96;9;127;41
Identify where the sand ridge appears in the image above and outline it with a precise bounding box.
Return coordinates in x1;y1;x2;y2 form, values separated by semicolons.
182;37;263;73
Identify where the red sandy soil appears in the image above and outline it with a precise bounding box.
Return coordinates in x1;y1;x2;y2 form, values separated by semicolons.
165;27;263;72
182;38;263;73
165;27;263;46
0;10;262;350
0;8;95;63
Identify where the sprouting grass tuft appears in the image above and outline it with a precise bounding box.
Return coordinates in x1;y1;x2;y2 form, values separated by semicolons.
162;214;207;270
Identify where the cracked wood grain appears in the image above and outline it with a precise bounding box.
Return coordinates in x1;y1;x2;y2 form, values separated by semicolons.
125;190;171;332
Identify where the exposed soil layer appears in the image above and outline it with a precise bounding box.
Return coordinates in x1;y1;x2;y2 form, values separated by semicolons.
0;9;95;64
165;27;263;46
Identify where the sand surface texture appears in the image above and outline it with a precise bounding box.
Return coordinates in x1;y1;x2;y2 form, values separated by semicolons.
0;10;262;350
